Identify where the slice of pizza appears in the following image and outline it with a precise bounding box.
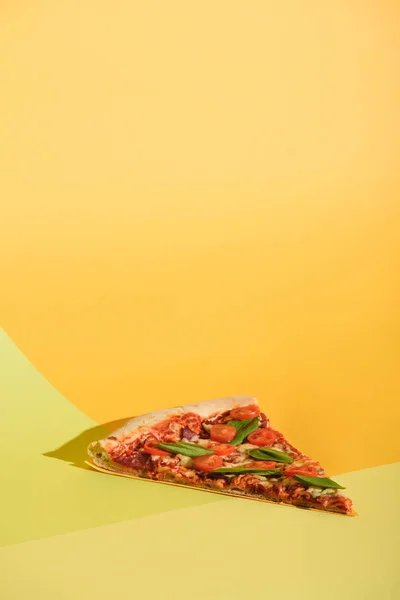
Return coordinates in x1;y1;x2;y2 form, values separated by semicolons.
87;396;355;516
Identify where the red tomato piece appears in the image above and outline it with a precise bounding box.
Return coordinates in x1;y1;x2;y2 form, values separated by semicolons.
247;428;278;447
285;465;319;477
143;440;171;457
246;461;277;469
193;455;223;472
210;424;237;443
229;404;261;420
209;443;236;456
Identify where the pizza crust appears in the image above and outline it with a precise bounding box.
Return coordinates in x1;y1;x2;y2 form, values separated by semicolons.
85;460;357;517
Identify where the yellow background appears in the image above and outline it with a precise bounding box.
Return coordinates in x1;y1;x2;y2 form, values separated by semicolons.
2;329;399;599
1;3;399;598
1;0;400;479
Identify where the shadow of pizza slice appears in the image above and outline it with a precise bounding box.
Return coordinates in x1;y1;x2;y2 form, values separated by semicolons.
87;396;355;516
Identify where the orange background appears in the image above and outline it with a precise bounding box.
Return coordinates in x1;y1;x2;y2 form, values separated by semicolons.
1;0;399;476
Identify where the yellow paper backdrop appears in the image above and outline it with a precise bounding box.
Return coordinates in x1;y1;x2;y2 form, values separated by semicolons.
1;0;400;478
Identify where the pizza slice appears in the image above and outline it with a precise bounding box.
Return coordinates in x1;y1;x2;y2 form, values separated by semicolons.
87;396;355;516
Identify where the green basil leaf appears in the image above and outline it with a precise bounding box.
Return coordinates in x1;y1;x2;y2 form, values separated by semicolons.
293;475;345;489
248;447;294;464
172;441;207;450
213;468;282;476
227;419;253;432
157;442;214;457
229;418;260;445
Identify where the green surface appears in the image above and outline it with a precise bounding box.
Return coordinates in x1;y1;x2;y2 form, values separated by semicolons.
1;463;399;600
1;328;399;599
0;329;222;547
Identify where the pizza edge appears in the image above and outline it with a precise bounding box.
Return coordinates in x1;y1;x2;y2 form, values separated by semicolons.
85;459;357;517
89;396;257;454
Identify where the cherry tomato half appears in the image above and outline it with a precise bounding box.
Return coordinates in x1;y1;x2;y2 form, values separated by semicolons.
210;424;237;443
247;428;278;447
143;440;171;457
285;465;318;477
209;443;236;456
229;404;261;420
193;455;223;472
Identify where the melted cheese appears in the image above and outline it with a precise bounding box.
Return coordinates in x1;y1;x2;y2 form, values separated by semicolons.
307;487;323;498
196;439;210;447
239;443;257;453
272;443;285;452
177;454;193;467
320;488;337;496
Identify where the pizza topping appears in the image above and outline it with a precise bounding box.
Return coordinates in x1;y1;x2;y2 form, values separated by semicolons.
246;461;277;469
229;404;261;420
115;450;153;470
193;455;223;472
229;418;260;445
248;447;293;464
293;475;345;489
157;441;215;457
158;454;180;467
107;441;129;460
180;413;203;434
182;426;198;441
307;487;327;498
232;474;268;494
271;441;284;450
247;428;279;447
213;467;282;476
176;454;193;467
153;420;183;442
203;475;229;489
210;424;237;443
208;443;236;456
320;488;337;495
203;410;231;426
235;442;255;452
198;428;211;439
285;465;319;477
224;455;248;465
150;412;202;442
131;452;154;470
195;438;213;448
96;402;354;515
143;439;171;457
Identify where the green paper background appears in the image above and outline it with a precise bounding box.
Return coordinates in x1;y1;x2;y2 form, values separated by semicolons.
1;330;399;599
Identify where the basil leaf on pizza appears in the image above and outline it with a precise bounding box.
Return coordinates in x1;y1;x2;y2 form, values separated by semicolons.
227;418;254;431
213;468;282;476
87;396;354;516
293;475;346;489
229;417;260;445
248;447;293;463
157;442;214;457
